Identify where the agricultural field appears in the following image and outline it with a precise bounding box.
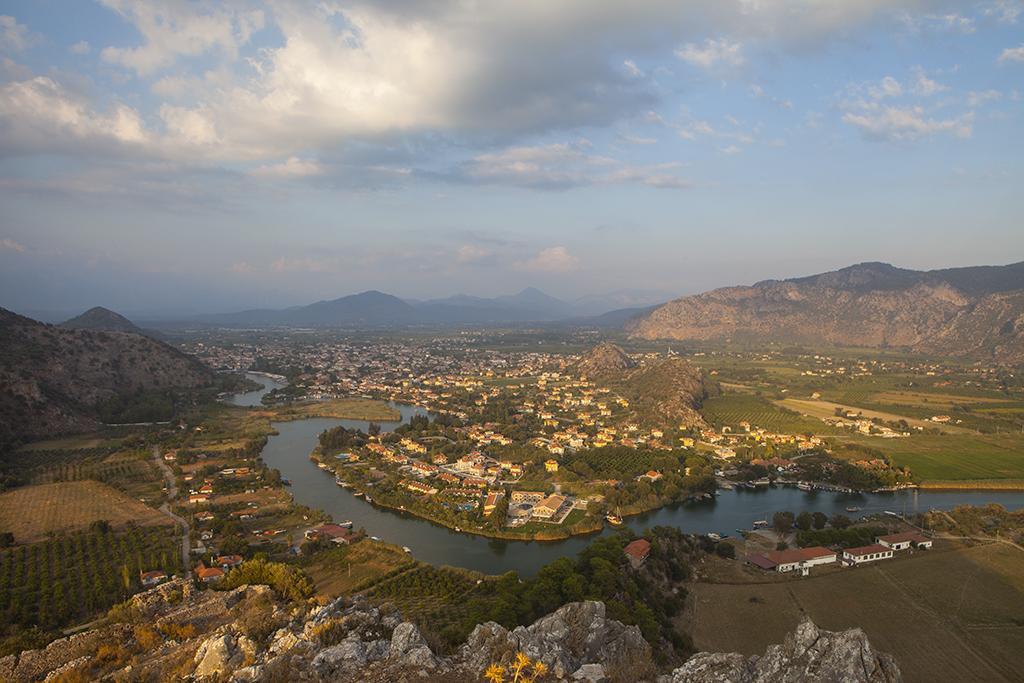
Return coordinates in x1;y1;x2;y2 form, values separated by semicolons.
702;394;840;435
0;481;172;544
838;433;1024;485
683;541;1024;683
360;564;492;649
1;447;164;502
306;541;414;597
0;525;183;634
271;398;401;422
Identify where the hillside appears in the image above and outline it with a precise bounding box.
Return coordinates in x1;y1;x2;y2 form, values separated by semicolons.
629;261;1024;362
578;345;714;427
61;306;145;334
0;308;214;443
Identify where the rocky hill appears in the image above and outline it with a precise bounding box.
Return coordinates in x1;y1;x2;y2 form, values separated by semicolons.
576;342;637;376
629;261;1024;363
62;306;146;334
577;344;713;427
0;308;214;443
0;578;901;682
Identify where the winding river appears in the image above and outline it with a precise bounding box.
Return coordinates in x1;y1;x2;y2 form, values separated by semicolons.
231;373;1023;577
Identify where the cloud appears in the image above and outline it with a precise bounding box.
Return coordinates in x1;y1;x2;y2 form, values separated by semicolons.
271;257;331;273
675;38;744;69
984;1;1022;24
98;1;265;76
998;45;1024;63
966;89;1002;106
455;140;689;190
455;244;494;265
842;106;973;142
0;15;33;52
623;59;643;78
0;237;26;252
901;13;975;34
910;67;947;96
250;156;323;179
69;41;91;55
516;246;579;273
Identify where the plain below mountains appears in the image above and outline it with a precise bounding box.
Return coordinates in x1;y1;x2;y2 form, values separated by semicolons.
188;287;672;328
0;308;214;444
629;261;1024;363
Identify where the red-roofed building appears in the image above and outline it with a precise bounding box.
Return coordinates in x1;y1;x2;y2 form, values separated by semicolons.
877;532;932;551
624;539;652;569
139;570;167;587
747;546;836;575
308;524;360;545
215;554;244;570
195;562;224;583
843;544;893;565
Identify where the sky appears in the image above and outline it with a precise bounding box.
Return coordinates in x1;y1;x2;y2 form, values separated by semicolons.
0;0;1022;316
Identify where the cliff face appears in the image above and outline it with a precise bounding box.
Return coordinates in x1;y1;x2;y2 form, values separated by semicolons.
629;262;1024;363
0;579;901;683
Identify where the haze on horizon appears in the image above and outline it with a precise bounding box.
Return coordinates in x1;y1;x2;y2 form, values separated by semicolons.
0;1;1022;316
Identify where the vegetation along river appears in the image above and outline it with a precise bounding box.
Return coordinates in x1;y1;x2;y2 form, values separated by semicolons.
231;373;1023;577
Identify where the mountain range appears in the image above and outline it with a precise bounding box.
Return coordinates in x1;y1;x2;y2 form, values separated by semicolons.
629;261;1024;363
180;287;672;328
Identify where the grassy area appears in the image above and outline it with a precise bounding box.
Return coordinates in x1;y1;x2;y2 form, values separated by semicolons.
0;481;172;544
17;435;127;452
684;541;1024;683
305;541;414;597
270;398;401;422
838;433;1024;483
702;394;839;435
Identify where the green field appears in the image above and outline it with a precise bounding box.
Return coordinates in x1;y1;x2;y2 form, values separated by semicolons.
839;433;1024;483
702;394;840;435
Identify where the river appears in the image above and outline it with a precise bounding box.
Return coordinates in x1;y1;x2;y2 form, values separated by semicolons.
231;373;1023;577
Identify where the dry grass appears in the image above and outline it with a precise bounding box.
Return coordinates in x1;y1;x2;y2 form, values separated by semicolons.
683;541;1024;683
306;541;414;597
271;398;401;422
0;480;171;543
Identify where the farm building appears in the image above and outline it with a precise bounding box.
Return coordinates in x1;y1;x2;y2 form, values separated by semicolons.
877;531;932;550
139;570;167;587
843;544;894;565
746;547;836;575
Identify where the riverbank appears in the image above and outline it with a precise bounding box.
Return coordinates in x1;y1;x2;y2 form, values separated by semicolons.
918;479;1024;491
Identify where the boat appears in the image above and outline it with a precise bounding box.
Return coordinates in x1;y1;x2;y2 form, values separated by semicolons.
454;526;461;532
353;491;364;498
337;520;353;528
365;495;373;503
335;477;345;486
402;546;412;553
845;506;861;513
797;481;812;491
753;519;769;528
605;514;624;526
707;532;722;541
281;479;291;487
719;483;734;490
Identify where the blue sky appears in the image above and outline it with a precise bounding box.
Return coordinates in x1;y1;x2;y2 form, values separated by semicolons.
0;1;1022;316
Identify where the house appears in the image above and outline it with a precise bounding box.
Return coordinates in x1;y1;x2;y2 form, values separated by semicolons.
188;494;210;505
532;494;566;520
510;491;546;506
544;459;559;473
843;544;894;565
309;524;359;545
483;491;504;516
139;570;168;587
747;547;836;575
215;554;244;570
624;539;651;569
639;471;662;482
877;532;932;550
403;479;439;496
195;563;225;583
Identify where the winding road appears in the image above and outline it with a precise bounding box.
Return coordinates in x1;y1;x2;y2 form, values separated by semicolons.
153;446;191;576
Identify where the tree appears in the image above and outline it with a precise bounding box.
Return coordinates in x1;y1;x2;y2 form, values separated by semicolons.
772;511;795;537
831;514;852;530
795;511;813;532
715;542;736;559
812;512;828;530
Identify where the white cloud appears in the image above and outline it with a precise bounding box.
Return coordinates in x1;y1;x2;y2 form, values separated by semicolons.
250;156;324;179
69;41;91;55
0;16;32;52
623;59;643;78
902;13;976;34
842;106;973;142
516;246;579;273
0;237;26;252
455;244;493;265
675;38;744;69
99;1;265;76
910;67;947;96
998;45;1024;63
459;141;688;190
271;257;330;273
871;76;903;99
984;1;1022;24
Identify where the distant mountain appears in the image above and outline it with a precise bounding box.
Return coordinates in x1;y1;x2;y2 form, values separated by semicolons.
571;289;676;316
0;308;214;443
629;261;1024;362
62;306;146;335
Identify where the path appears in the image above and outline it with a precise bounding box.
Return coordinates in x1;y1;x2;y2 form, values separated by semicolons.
153;446;191;576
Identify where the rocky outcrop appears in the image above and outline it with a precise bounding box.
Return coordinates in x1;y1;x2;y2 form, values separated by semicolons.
666;618;902;683
576;342;637;376
6;579;901;683
629;261;1024;363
